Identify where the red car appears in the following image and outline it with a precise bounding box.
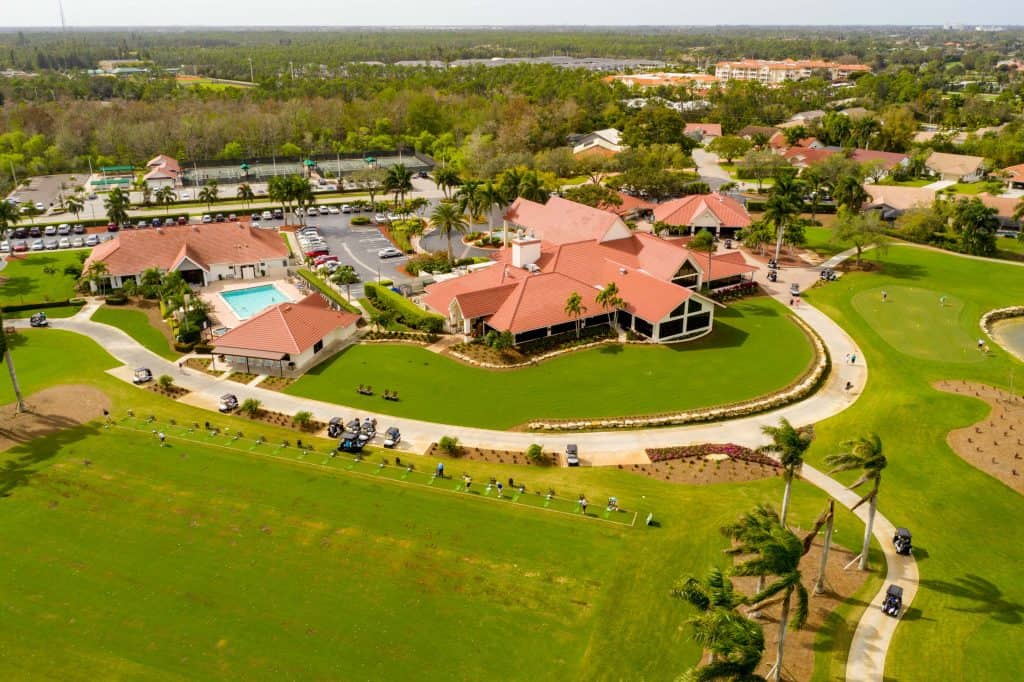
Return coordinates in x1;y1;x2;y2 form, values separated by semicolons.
305;248;329;259
107;222;120;232
12;242;28;252
313;255;339;266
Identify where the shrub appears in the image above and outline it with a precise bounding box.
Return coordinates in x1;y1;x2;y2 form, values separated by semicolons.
192;342;214;354
526;443;545;463
293;410;313;429
364;282;446;332
350;215;371;225
173;341;195;353
105;294;128;305
241;398;262;417
439;435;461;455
157;374;174;389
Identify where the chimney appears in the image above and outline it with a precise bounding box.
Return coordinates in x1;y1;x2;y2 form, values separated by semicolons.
511;231;541;269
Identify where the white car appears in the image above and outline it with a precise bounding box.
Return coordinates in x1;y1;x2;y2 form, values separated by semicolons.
30;239;45;251
341;204;352;213
84;235;99;246
70;236;85;248
306;206;319;216
377;246;403;259
374;213;388;224
327;205;340;214
58;237;71;249
202;214;213;223
261;210;272;220
180;191;191;200
34;202;45;211
0;241;9;253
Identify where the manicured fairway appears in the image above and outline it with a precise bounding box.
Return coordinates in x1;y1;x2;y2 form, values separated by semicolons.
0;251;83;307
0;329;120;405
288;297;815;428
91;304;179;360
804;245;1024;680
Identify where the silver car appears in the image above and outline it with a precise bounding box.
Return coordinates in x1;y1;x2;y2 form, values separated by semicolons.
58;237;71;249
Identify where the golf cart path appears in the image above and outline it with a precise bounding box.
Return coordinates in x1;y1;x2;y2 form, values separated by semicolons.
12;246;909;682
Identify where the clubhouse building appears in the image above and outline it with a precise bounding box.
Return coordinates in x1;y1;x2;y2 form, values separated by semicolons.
84;223;290;290
422;197;756;345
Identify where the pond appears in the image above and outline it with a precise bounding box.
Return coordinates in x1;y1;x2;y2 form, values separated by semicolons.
991;317;1024;361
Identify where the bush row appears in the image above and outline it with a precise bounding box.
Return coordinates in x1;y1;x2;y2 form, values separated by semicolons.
296;269;360;314
363;281;445;333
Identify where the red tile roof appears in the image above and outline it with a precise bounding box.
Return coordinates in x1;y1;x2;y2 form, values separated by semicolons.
504;196;629;244
685;123;722;137
652;193;752;229
599;191;657;217
84;223;289;276
1003;163;1024;180
849;149;909;170
486;272;606;333
212;293;358;356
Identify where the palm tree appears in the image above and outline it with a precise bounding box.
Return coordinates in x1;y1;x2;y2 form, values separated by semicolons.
433;166;462;200
833;174;869;215
83;261;110;295
140;183;153;207
430;201;469;263
236;183;255;207
674;568;766;681
721;504;778;610
155;186;176;214
732;511;809;682
564;292;587;339
198;180;219;211
455;180;483;222
0;199;20;240
517;169;550;203
385;163;413;209
330;264;360;301
64;195;84;223
596;282;624;331
478;181;507;236
825;434;888;571
760;418;811;527
800;166;828;221
103;188;130;227
0;311;27;413
764;173;803;262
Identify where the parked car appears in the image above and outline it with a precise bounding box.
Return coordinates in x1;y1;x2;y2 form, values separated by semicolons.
882;584;903;618
180;191;191;200
341;204;352;213
417;170;429;179
57;223;71;235
313;255;339;266
13;227;28;238
272;208;283;219
0;241;8;253
327;205;340;214
44;225;57;236
132;367;153;384
164;218;176;226
227;213;237;221
305;248;330;259
218;393;239;412
72;224;85;234
29;311;49;327
893;528;913;555
29;226;42;238
107;222;120;232
177;216;189;225
377;246;403;259
565;444;580;467
151;217;163;227
202;214;213;224
84;235;99;246
261;210;273;221
12;241;28;252
34;201;45;211
383;427;401;448
374;213;389;224
44;238;58;250
306;206;319;216
214;213;225;222
70;236;85;248
30;239;45;251
58;237;71;249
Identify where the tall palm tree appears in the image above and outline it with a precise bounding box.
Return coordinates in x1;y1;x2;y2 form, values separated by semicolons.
0;199;20;240
103;187;130;227
596;282;624;331
731;512;808;682
800;166;828;221
564;292;587;339
721;504;778;609
385;163;413;209
140;183;153;207
430;201;469;263
763;172;803;262
155;186;176;214
455;180;483;222
433;166;462;200
517;169;550;203
198;180;219;211
0;311;27;413
833;174;869;215
64;195;84;224
825;434;888;571
83;261;110;295
760;418;811;527
480;181;506;232
236;183;255;207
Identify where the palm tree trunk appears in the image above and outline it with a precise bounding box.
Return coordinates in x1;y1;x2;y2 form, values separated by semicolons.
772;591;792;682
858;486;878;571
814;500;835;594
780;474;793;527
4;350;27;413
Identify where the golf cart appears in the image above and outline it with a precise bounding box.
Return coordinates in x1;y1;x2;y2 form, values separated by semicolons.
565;444;580;467
132;367;153;384
893;528;913;555
383;427;401;448
29;311;49;327
338;433;364;453
882;584;903;618
327;417;345;439
358;417;377;444
218;393;239;412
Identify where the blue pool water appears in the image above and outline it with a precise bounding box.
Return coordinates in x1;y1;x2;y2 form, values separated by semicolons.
221;284;291;319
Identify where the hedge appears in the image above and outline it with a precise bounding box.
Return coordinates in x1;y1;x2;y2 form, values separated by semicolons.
296;269;360;314
363;281;445;333
1;299;82;313
105;294;128;305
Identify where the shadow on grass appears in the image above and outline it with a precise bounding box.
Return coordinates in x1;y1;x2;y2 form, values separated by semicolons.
0;275;40;300
598;343;624;356
877;261;928;281
667;320;750;351
0;422;103;498
920;574;1024;624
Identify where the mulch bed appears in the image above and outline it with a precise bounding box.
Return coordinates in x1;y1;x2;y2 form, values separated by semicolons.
226;372;259;385
624;459;783;485
244;409;326;434
147;384;190;399
424;442;554;467
185;357;223;377
259;376;296;392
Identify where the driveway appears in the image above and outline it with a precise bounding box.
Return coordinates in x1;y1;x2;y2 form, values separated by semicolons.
692;148;733;190
921;179;955;191
297;211;416;285
419;228;493;260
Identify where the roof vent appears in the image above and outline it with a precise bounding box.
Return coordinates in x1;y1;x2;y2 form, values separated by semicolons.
156;228;163;234
525;263;541;274
619;267;627;275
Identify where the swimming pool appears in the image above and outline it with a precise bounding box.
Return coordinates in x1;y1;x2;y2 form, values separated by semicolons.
220;284;291;319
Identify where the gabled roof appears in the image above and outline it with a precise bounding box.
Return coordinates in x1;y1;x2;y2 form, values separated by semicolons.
486;273;605;333
212;294;359;356
599;191;657;217
146;154;181;174
1002;163;1024;180
849;149;909;170
684;123;722;137
864;185;937;211
925;151;985;177
504;196;630;245
84;223;289;277
652;193;752;229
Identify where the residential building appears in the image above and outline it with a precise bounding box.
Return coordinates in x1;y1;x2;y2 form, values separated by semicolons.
652;193;753;237
738;125;782;140
605;72;719;91
1002;163;1024;190
84;223;290;290
213;293;359;377
684;123;723;142
571;129;624;158
783;147;909;176
865;185;1019;227
715;59;871;84
925;152;986;182
421;197;755;345
144;154;181;189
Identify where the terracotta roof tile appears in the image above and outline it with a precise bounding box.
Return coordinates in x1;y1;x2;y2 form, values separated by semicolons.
212;293;358;355
652;193;752;229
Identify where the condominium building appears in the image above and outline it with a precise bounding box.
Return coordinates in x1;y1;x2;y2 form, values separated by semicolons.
714;59;871;85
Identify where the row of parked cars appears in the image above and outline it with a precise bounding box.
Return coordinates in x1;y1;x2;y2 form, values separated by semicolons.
2;231;105;253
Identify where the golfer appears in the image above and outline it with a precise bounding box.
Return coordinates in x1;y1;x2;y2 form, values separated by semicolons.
158;431;166;447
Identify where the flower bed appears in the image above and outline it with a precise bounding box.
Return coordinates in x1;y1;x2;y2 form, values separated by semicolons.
227;372;259;384
646;443;781;467
185;357;223;377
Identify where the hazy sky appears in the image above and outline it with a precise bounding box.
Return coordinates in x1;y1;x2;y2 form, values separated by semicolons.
3;1;1022;27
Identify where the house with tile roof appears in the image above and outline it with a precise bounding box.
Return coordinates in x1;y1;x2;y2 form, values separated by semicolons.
421;197;756;345
1001;163;1024;190
684;123;723;143
212;293;360;376
144;154;182;189
84;223;290;291
925;151;986;182
651;193;753;237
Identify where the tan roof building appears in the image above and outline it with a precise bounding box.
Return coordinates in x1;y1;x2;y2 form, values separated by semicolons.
925;152;986;182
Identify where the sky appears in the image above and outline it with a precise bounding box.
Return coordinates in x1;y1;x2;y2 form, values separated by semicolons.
2;1;1022;28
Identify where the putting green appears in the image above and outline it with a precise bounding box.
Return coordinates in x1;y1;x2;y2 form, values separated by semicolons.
851;286;982;364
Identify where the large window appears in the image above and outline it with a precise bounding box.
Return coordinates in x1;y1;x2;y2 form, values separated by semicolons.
672;260;700;288
313;339;324;354
659;318;684;339
634;317;654;338
688;312;711;332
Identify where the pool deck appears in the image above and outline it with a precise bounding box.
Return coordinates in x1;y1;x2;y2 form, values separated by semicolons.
200;278;304;329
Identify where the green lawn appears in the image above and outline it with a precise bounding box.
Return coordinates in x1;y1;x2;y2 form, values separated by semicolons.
804;245;1024;680
0;327;872;681
90;304;179;360
877;178;933;188
0;329;120;405
945;181;988;195
0;251;83;308
995;235;1024;259
288;297;816;428
803;226;852;258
